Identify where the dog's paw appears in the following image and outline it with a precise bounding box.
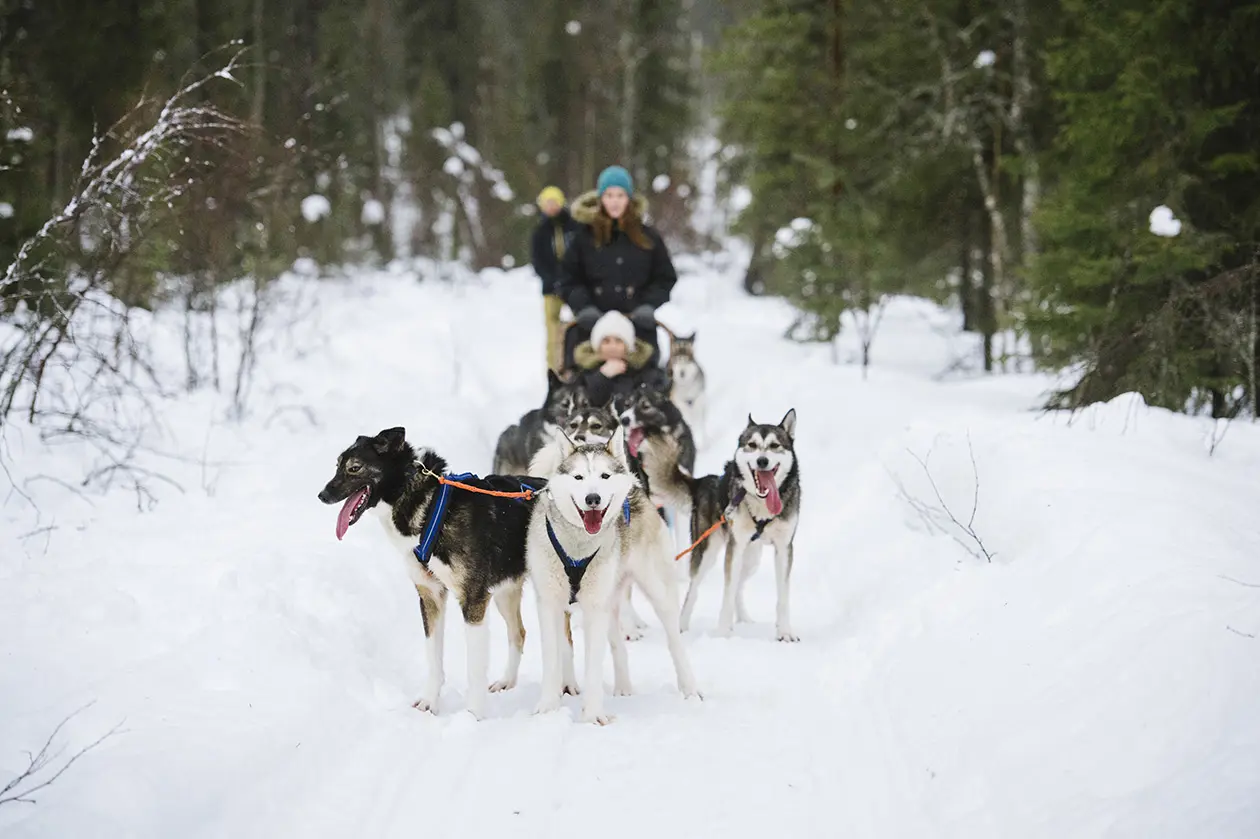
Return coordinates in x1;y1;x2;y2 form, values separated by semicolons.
713;622;734;638
581;711;615;726
735;609;753;624
613;681;633;697
776;630;801;643
489;679;516;693
533;698;562;716
562;682;581;696
623;626;645;642
411;697;438;714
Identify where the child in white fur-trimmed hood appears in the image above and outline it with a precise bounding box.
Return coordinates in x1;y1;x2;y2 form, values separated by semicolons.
573;311;662;405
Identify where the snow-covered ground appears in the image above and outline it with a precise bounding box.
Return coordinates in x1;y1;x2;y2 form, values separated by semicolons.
3;249;1260;838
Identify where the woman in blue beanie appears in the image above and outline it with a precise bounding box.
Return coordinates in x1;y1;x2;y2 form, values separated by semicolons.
557;164;678;348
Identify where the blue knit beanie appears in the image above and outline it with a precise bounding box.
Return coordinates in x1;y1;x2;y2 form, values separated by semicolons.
596;165;634;197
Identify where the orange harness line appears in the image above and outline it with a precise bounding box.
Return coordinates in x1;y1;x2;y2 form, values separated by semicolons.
675;515;726;561
438;476;535;500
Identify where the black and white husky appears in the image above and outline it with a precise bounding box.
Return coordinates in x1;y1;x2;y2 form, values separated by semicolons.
319;427;543;718
493;371;585;475
666;332;706;443
612;382;696;539
650;410;802;642
526;427;700;724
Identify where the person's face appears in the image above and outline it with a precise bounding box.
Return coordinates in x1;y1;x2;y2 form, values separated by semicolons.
600;336;627;360
601;187;629;220
540;198;562;217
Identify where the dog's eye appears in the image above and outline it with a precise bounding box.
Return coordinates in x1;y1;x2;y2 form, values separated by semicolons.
574;474;584;481
589;423;602;431
768;442;781;450
347;462;362;474
600;472;610;479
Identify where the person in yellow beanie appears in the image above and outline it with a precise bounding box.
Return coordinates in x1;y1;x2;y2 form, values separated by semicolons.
530;186;579;374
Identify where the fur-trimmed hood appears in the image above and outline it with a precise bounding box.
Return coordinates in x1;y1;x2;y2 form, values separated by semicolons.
570;189;650;225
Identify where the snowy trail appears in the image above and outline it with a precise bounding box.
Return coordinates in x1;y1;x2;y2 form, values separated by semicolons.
3;254;1260;837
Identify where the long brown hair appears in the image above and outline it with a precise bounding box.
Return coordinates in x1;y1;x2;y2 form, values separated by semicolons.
590;197;653;250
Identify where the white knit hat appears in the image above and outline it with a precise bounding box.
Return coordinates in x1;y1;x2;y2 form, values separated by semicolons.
590;310;636;351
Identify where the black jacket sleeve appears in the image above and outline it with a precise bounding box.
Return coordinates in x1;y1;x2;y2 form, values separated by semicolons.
530;223;548;279
640;229;678;309
558;230;594;313
581;368;614;406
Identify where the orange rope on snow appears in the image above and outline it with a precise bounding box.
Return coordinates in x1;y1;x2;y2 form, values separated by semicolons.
675;515;726;561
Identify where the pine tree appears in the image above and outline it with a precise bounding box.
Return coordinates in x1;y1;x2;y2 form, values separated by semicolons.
1029;0;1260;414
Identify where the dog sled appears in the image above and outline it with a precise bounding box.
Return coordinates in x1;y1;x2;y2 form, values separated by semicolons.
559;315;678;381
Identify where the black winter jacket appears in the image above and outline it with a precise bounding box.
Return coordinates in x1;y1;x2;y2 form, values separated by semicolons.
579;364;670;407
558;192;677;315
529;209;579;296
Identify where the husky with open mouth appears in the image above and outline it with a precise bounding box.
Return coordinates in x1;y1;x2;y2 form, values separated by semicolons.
648;410;802;642
611;381;696;553
526;426;700;725
318;427;552;719
530;398;662;642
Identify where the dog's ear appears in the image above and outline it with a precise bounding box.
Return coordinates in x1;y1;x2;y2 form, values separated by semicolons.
607;424;629;468
355;435;373;447
546;369;563;393
374;427;406;454
778;408;797;438
685;332;696;343
558;427;578;458
746;413;757;429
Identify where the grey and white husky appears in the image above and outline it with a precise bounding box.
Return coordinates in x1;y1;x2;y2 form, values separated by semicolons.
649;410;802;642
530;399;661;643
667;332;706;442
526;427;700;725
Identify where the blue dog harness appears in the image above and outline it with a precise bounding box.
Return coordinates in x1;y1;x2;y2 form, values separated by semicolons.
413;473;539;566
546;498;632;604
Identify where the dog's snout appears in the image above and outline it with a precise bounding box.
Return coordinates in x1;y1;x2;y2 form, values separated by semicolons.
620;415;631;426
756;455;769;469
585;492;602;508
318;487;333;503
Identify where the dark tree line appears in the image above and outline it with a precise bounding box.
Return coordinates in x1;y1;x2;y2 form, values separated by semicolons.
3;0;1257;425
718;0;1260;415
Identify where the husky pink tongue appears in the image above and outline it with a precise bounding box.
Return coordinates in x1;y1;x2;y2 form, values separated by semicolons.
757;471;783;516
627;426;646;457
336;487;369;541
580;509;605;534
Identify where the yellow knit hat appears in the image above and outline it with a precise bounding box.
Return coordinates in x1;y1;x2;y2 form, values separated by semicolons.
537;186;566;207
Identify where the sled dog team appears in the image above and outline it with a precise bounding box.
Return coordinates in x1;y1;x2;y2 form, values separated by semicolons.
318;342;801;725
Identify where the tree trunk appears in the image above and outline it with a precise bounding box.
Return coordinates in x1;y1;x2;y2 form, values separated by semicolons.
250;0;266;127
618;26;639;163
979;209;996;372
959;209;975;331
1009;0;1039;269
1252;268;1260;417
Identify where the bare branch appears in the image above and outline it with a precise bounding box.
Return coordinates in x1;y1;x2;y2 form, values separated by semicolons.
0;704;123;808
1218;575;1260;589
892;436;995;563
